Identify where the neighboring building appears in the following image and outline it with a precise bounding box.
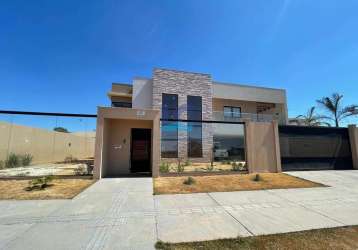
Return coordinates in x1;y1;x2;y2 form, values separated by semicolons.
94;68;288;178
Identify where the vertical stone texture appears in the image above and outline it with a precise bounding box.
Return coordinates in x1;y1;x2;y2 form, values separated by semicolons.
153;68;213;162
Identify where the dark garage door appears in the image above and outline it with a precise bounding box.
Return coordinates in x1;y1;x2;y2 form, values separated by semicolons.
279;125;353;171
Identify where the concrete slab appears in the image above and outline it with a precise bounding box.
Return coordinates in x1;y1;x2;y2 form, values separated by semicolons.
154;193;217;211
157;212;251;243
226;205;343;235
0;223;34;249
0;200;67;221
4;220;97;250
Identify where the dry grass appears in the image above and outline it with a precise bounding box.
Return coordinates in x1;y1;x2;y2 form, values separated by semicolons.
154;173;324;195
156;226;358;250
0;178;95;200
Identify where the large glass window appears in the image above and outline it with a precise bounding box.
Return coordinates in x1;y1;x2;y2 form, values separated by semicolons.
213;123;246;162
161;94;178;158
224;106;241;118
187;96;202;157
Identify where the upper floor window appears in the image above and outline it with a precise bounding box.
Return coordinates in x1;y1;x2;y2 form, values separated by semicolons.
187;96;202;120
162;94;178;119
224;106;241;118
112;102;132;108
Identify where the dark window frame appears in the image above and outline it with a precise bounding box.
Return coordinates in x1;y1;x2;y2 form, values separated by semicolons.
112;102;132;108
187;96;203;158
224;106;242;118
161;94;179;158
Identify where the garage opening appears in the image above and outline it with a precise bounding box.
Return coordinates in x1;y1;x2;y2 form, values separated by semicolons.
279;125;353;171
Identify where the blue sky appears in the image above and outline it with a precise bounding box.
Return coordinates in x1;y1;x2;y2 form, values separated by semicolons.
1;0;358;125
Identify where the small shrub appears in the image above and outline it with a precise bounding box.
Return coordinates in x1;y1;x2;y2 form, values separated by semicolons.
252;174;262;182
183;176;196;185
159;162;170;173
20;154;33;166
175;159;185;173
0;160;4;169
26;176;54;191
5;153;20;168
206;163;214;171
74;164;87;175
231;162;240;171
184;159;192;166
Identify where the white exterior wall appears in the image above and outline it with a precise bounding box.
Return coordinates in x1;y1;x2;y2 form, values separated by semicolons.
132;78;153;109
213;81;286;104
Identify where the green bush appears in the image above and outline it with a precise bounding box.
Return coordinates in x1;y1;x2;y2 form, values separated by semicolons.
252;174;262;182
20;154;33;166
5;153;20;168
184;159;192;166
206;163;214;171
0;160;4;169
159;162;170;173
183;176;196;185
175;159;185;173
26;176;54;191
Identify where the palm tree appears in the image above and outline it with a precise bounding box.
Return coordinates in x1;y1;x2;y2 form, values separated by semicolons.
291;107;330;126
316;93;358;127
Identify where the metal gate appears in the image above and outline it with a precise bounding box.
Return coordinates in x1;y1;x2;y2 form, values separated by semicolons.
279;125;353;171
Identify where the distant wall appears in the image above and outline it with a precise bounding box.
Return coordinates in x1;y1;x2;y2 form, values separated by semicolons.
0;121;95;164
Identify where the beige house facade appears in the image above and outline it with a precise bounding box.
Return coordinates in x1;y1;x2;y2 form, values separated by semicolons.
94;68;288;178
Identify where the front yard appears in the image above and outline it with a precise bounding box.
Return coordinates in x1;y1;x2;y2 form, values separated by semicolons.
156;226;358;250
0;178;95;200
154;173;325;194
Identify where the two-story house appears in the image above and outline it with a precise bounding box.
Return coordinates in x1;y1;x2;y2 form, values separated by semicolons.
93;68;288;178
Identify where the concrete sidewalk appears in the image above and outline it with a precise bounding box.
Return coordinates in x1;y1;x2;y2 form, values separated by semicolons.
1;171;358;249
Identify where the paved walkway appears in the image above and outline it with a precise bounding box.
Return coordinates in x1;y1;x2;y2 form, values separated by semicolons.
1;170;358;249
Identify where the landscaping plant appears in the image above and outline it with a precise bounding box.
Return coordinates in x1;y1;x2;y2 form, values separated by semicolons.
0;160;4;169
26;176;54;191
20;154;33;166
206;163;214;171
159;162;170;173
183;176;196;185
175;159;185;173
184;159;192;166
5;153;20;168
252;174;262;182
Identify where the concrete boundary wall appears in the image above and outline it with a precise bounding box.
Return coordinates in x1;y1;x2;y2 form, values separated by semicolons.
0;121;95;164
348;125;358;170
245;121;282;173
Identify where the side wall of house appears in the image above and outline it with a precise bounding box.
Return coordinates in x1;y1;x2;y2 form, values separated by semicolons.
152;68;213;163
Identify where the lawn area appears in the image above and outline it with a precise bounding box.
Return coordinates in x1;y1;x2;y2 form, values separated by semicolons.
154;173;325;195
156;226;358;250
0;178;95;200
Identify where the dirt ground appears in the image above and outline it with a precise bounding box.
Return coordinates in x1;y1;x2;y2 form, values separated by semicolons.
0;178;95;200
154;173;325;194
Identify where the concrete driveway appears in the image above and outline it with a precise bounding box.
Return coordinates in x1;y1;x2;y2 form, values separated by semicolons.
1;170;358;249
